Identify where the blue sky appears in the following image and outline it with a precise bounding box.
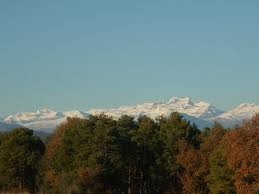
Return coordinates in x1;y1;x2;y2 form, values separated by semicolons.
0;0;259;116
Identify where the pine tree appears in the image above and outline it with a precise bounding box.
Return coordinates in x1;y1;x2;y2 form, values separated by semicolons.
208;145;235;194
0;128;45;193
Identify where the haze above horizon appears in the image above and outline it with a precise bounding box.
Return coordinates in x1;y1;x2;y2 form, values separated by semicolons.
1;0;259;116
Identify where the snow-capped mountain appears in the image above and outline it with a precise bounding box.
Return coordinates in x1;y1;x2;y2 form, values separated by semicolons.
4;109;62;124
88;97;223;120
4;109;89;132
211;103;259;127
1;97;259;132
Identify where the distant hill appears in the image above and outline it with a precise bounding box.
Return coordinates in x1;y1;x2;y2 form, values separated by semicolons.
0;122;21;132
2;97;259;131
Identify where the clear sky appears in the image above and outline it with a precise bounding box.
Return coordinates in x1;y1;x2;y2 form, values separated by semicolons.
0;0;259;116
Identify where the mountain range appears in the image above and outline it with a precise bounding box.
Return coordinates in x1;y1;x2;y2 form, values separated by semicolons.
1;97;259;132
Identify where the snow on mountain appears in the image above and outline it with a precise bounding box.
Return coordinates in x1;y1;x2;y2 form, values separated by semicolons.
63;110;89;119
4;109;62;124
4;109;89;131
88;97;223;120
211;103;259;127
2;97;259;132
19;118;66;133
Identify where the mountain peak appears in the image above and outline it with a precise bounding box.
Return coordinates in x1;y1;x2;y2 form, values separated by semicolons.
63;110;89;118
168;97;192;105
89;96;223;120
236;103;257;109
211;102;259;127
1;97;259;131
168;96;179;103
36;108;55;114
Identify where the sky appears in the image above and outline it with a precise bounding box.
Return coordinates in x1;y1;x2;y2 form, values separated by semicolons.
0;0;259;116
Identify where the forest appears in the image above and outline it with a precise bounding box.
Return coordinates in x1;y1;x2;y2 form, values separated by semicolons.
0;112;258;194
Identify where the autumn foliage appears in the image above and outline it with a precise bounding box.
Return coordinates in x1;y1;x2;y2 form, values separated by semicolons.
223;116;259;194
0;113;258;194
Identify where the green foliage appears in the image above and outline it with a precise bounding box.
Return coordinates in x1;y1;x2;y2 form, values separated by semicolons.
159;113;200;179
3;112;257;194
0;128;45;193
208;145;235;194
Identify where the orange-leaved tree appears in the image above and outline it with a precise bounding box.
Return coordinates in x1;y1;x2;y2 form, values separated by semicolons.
223;114;259;194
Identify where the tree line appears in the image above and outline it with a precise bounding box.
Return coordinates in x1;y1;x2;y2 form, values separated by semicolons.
0;112;258;194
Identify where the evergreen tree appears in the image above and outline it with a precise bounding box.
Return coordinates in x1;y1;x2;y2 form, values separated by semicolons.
159;112;200;193
0;128;45;193
208;145;235;194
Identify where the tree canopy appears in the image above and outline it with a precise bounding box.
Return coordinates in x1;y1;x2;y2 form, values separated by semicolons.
0;128;45;193
0;113;258;194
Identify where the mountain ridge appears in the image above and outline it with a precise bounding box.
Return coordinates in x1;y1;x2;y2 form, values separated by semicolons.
1;97;259;131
